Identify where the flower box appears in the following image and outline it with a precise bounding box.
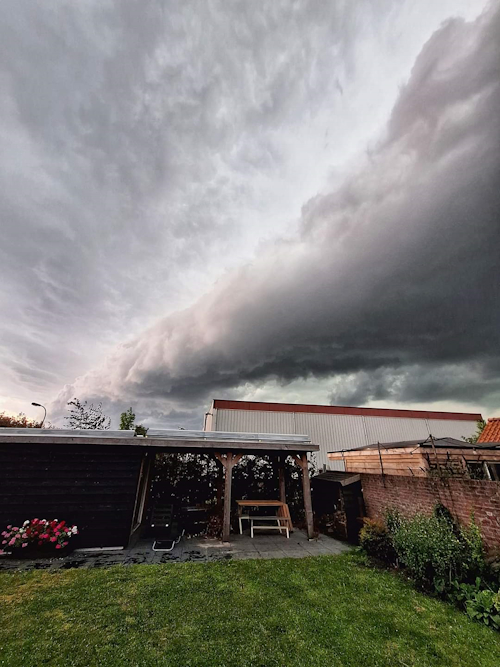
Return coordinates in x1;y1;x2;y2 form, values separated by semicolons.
1;519;78;558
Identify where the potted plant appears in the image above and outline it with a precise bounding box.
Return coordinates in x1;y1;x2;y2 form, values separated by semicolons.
0;519;78;558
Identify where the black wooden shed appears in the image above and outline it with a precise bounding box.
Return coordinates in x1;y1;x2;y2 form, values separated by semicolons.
0;428;318;548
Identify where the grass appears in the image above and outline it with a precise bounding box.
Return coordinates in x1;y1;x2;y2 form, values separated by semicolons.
1;553;499;667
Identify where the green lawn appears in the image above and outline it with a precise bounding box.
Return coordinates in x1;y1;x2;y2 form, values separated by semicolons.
1;553;499;667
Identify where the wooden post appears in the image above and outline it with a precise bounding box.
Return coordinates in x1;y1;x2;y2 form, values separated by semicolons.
223;452;233;542
214;452;243;543
216;463;224;509
278;456;286;504
293;454;314;539
377;442;386;487
429;434;443;478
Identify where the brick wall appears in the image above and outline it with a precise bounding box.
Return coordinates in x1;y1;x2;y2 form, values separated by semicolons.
361;474;500;554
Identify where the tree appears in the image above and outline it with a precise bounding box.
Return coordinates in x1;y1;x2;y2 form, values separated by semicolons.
0;412;42;428
462;419;487;444
65;398;111;430
119;407;148;436
120;407;135;430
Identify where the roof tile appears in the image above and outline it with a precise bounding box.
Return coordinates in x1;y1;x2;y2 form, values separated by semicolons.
478;418;500;443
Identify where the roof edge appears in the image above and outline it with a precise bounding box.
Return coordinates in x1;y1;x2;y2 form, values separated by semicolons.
212;399;482;421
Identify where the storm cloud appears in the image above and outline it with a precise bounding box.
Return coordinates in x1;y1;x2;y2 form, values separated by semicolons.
52;4;500;425
1;2;498;427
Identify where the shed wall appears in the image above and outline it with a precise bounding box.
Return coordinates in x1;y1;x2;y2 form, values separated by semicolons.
211;409;478;470
0;444;143;548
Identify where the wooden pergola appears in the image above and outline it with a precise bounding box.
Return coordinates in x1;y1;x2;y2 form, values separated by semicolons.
1;429;319;544
146;430;319;541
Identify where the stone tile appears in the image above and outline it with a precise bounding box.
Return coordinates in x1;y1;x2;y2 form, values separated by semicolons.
231;551;261;561
256;550;287;560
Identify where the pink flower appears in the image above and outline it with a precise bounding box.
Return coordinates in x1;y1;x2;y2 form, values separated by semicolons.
50;537;57;542
55;544;61;549
63;542;68;547
7;525;12;529
21;543;28;548
8;539;15;546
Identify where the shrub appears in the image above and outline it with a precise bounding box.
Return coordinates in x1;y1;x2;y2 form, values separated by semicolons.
465;587;500;630
390;507;485;594
359;519;396;564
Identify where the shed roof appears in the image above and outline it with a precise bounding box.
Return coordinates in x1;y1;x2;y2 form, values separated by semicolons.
328;436;500;455
0;428;317;453
212;399;481;421
312;471;361;486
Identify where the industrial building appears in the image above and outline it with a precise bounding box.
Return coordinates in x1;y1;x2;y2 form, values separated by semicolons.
204;400;482;470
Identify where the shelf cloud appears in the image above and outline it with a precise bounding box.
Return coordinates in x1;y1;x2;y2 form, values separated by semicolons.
51;4;500;425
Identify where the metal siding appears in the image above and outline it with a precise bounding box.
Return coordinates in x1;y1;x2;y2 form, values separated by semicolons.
427;419;477;440
211;408;479;471
363;417;430;444
294;413;366;471
215;409;295;435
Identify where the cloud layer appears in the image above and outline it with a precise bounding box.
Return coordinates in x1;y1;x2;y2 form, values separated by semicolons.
54;4;500;425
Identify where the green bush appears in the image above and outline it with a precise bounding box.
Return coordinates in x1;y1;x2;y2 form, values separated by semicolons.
465;587;500;630
390;506;485;594
359;518;396;563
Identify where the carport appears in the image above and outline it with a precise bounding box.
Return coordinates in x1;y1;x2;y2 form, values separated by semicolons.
0;429;318;547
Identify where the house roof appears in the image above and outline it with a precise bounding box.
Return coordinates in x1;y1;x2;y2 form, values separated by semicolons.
328;436;500;455
478;418;500;443
0;428;318;453
212;399;482;422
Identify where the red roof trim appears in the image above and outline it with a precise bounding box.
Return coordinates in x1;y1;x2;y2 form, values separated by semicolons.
212;400;482;422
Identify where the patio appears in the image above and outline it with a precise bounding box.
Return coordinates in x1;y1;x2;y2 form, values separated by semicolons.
0;531;349;571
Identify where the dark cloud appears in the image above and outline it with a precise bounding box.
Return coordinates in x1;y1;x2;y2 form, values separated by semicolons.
1;0;373;410
54;5;500;423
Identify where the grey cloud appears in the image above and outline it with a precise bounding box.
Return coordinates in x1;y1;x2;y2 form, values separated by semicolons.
1;0;366;403
54;5;500;422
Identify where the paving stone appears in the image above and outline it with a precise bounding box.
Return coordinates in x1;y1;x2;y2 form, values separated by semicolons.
256;551;287;559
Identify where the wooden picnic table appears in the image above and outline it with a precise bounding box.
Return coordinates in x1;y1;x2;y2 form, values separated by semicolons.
236;500;294;535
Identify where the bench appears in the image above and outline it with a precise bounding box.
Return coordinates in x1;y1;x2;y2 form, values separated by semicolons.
251;516;289;538
238;514;290;535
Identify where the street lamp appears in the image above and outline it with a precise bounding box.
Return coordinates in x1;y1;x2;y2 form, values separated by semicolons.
31;402;47;428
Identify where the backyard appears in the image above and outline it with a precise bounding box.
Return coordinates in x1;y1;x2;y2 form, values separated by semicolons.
1;552;500;667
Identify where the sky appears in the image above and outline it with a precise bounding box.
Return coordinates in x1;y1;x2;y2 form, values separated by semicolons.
0;0;499;429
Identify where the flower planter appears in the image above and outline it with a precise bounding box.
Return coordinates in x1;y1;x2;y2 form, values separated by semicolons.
7;545;73;559
1;519;79;558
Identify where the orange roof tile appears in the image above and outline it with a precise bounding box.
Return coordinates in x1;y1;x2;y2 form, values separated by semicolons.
478;418;500;443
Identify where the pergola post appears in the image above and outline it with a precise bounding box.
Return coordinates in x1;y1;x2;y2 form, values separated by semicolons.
278;456;286;503
214;452;243;542
293;453;314;539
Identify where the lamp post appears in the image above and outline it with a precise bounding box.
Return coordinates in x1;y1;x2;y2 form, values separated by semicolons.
31;402;46;428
